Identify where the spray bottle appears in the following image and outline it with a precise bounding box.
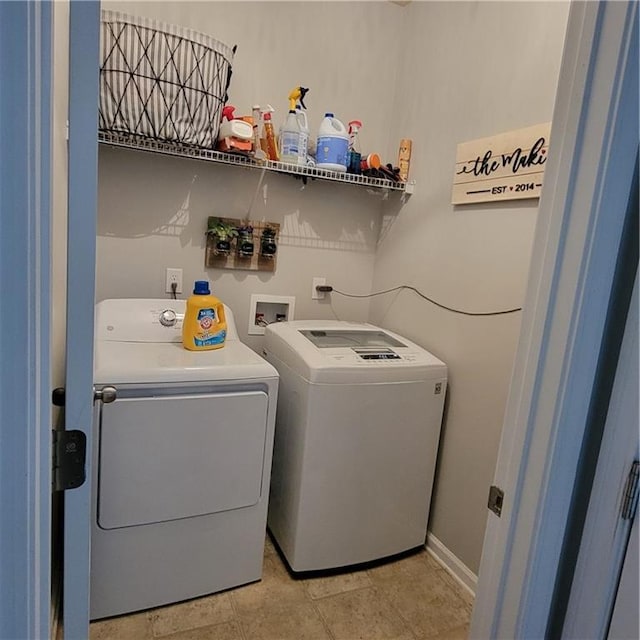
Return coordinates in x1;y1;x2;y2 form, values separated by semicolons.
217;105;253;152
295;102;309;162
280;86;309;165
288;86;309;113
291;88;309;131
251;104;267;162
347;120;362;174
260;105;279;162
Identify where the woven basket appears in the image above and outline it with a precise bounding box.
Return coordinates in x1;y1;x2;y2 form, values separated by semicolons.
99;11;235;148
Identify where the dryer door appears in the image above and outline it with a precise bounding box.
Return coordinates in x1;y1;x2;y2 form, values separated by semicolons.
98;390;269;529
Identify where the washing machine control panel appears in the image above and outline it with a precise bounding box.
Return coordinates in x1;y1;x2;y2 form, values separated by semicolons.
353;348;401;360
293;328;432;366
325;350;418;364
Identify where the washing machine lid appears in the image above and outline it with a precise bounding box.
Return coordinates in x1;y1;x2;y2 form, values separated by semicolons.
94;299;277;384
264;320;447;384
298;328;407;350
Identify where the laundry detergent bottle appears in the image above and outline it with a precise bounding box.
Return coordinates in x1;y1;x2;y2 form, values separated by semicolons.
182;280;227;351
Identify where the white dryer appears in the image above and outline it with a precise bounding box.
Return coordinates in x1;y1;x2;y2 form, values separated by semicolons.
263;320;447;572
91;299;278;620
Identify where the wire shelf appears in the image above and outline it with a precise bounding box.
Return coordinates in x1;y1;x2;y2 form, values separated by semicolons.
98;131;415;194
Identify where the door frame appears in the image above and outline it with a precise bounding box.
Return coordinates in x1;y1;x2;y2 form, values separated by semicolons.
63;1;101;638
471;2;638;637
0;2;53;639
562;273;638;638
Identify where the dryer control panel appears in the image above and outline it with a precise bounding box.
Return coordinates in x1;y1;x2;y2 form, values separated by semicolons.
95;299;239;343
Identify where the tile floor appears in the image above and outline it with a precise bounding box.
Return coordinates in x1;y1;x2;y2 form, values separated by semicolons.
90;535;473;640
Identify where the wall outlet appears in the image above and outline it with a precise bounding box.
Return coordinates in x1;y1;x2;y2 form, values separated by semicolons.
165;268;183;294
312;277;326;300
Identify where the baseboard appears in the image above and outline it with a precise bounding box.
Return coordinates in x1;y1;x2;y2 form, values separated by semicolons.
426;532;477;598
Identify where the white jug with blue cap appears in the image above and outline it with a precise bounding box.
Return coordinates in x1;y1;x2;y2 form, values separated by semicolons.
316;113;349;172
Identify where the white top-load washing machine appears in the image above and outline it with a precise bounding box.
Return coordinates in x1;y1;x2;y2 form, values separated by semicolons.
91;299;278;620
263;320;447;572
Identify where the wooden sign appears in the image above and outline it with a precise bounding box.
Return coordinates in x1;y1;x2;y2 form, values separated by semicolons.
452;123;551;205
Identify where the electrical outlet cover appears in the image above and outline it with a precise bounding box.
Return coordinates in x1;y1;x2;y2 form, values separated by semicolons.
165;268;183;294
312;277;326;300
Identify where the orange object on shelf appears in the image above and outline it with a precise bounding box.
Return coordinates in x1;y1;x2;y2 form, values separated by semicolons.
360;153;381;171
217;137;252;153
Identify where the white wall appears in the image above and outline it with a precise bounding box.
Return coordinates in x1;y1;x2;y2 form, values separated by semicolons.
97;148;384;350
97;1;407;349
371;1;569;573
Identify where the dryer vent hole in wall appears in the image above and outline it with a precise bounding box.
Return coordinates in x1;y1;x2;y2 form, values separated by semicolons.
315;284;523;316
